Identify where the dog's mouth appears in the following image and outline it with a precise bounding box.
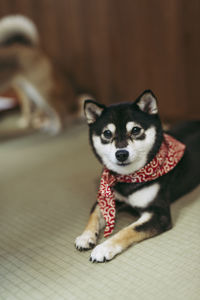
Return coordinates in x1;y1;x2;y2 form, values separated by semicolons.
117;162;131;167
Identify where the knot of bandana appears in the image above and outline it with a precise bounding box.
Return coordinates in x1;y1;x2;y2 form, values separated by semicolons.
97;133;186;237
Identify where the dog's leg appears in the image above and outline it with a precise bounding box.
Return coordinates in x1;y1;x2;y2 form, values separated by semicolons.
75;204;105;251
12;85;32;128
90;210;171;262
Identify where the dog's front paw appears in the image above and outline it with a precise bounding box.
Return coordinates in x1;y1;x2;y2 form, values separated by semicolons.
90;241;122;263
75;231;97;251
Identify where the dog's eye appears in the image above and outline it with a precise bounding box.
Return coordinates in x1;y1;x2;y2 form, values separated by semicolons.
131;126;141;135
103;130;112;139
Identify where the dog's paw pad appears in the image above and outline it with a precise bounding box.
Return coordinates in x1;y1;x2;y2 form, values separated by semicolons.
89;242;95;249
75;231;97;251
90;242;122;263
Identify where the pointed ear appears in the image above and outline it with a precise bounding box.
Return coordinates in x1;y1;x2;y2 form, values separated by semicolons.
84;100;105;124
136;90;158;115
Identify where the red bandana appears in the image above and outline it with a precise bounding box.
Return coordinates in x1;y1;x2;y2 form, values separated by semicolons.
97;134;186;237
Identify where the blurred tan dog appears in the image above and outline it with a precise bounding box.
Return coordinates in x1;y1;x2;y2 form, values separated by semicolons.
0;15;78;134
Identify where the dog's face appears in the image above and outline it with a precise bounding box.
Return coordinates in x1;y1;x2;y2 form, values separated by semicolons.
84;90;163;175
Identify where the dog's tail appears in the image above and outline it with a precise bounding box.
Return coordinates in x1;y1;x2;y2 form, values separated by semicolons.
0;14;39;47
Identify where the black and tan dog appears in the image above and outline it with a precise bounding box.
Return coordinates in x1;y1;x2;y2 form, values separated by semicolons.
75;90;200;262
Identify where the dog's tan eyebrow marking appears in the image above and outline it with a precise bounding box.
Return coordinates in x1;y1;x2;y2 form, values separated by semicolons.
126;121;141;132
104;123;116;134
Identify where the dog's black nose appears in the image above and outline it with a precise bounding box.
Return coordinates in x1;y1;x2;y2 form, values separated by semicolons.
115;150;129;162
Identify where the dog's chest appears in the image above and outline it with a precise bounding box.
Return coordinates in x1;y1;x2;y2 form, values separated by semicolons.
114;182;160;208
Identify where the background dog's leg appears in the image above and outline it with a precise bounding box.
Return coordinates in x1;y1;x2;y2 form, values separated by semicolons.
75;204;105;251
14;85;32;128
90;211;171;262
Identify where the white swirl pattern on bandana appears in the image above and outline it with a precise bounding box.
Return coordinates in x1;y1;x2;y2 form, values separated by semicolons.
98;134;186;237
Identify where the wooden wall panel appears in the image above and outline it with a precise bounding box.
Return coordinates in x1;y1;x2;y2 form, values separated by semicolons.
0;0;199;121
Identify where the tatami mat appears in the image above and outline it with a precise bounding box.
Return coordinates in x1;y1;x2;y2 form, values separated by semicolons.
0;124;199;300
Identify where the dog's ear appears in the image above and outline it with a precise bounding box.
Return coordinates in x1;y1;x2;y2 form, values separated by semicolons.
136;90;158;115
84;100;105;124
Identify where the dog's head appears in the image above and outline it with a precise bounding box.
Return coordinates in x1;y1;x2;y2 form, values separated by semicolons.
84;90;163;175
